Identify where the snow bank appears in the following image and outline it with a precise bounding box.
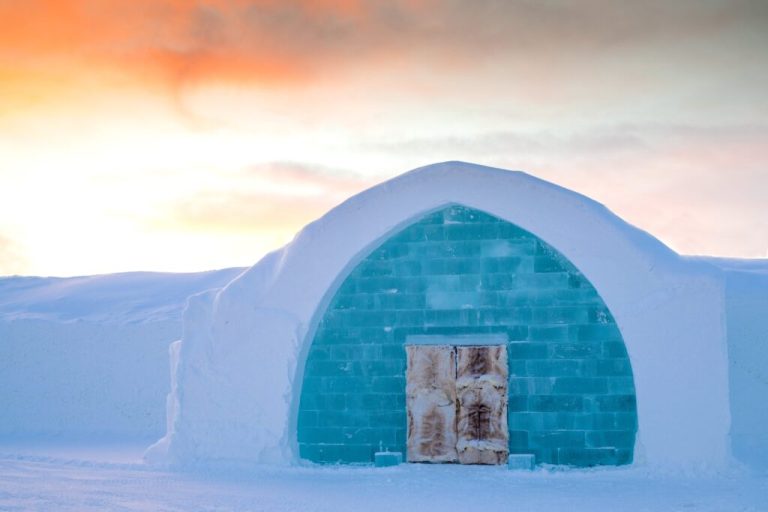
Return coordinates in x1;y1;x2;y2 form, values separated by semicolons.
0;269;243;440
149;162;739;470
0;269;245;325
3;454;768;512
0;319;177;439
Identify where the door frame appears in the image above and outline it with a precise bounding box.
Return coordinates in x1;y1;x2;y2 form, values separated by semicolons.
405;334;509;464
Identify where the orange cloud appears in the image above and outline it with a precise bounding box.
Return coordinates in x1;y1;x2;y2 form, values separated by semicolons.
4;0;765;95
1;0;766;129
0;0;405;91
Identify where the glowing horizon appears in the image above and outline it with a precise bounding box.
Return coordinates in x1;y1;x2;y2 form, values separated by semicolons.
1;0;766;277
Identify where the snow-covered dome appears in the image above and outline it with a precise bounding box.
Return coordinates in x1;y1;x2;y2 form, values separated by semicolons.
146;161;736;470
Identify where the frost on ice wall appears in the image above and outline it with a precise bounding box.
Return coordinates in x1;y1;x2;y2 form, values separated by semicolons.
146;161;764;470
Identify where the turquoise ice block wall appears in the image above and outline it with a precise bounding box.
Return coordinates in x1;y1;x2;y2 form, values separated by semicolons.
298;205;637;465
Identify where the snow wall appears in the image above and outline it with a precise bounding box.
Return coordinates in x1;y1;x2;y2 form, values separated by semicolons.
148;162;739;470
0;319;177;439
0;269;243;440
719;262;768;469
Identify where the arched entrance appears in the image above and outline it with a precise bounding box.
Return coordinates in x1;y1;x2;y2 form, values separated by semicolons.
297;204;637;466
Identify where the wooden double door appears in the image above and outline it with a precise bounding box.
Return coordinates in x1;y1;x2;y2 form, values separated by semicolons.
406;344;509;464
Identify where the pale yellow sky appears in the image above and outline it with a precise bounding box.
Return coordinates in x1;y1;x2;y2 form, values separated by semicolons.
1;1;767;276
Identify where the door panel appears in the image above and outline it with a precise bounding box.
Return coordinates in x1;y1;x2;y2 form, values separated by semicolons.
406;345;458;462
455;346;509;464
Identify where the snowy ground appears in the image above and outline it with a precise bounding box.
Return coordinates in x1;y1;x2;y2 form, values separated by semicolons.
0;444;766;512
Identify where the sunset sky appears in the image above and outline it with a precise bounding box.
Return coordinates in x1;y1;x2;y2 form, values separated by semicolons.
1;0;766;277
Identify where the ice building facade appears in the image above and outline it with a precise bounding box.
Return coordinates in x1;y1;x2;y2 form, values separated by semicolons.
146;162;767;470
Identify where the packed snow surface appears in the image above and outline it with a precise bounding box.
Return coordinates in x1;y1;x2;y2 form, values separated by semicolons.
0;447;767;512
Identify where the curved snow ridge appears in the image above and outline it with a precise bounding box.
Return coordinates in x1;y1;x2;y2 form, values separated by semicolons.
229;161;706;312
0;268;246;325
